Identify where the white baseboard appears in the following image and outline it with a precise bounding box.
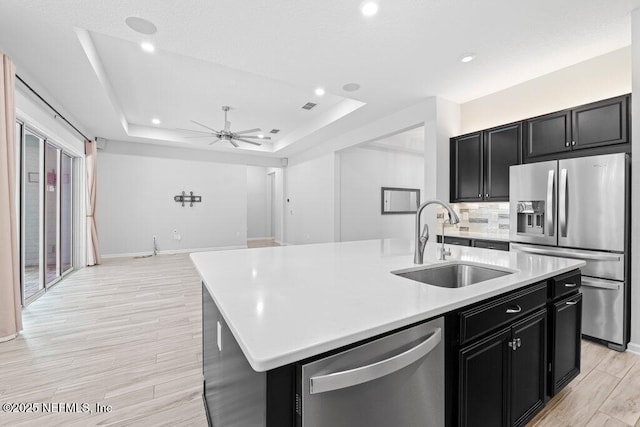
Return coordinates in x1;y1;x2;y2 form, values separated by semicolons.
101;245;248;259
274;240;288;246
0;333;17;343
627;342;640;355
247;237;276;241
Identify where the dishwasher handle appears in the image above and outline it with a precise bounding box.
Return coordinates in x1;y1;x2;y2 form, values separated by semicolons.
309;328;442;395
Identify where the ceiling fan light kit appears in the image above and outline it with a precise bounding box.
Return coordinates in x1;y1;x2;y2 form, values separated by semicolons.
178;106;272;148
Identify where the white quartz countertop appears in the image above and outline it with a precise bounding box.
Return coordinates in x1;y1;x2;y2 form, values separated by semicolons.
190;239;584;372
438;230;511;242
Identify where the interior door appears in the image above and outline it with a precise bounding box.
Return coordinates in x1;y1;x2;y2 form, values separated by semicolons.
558;153;626;251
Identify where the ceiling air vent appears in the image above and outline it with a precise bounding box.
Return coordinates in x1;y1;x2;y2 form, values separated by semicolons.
269;129;280;134
301;102;317;110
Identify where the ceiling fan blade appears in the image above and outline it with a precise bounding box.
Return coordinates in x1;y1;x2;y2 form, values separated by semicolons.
229;138;239;148
208;139;222;145
184;135;216;139
176;127;212;134
190;120;219;133
233;128;261;135
238;135;272;140
235;137;262;146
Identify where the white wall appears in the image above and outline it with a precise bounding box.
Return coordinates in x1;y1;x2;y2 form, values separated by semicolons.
246;166;269;239
461;47;631;134
285;153;336;245
340;147;424;241
97;152;248;256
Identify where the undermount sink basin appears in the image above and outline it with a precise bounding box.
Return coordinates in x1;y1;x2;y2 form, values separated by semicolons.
392;262;513;288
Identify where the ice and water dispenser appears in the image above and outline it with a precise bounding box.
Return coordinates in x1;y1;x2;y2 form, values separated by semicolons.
516;201;545;235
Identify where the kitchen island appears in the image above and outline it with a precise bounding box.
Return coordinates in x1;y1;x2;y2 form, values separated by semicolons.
191;239;585;426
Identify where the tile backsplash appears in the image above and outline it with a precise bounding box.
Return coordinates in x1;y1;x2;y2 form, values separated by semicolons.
437;202;510;237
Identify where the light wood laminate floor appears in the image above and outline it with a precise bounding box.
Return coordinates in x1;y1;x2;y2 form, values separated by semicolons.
0;253;638;426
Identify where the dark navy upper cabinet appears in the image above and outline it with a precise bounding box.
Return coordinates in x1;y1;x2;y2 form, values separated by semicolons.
524;94;629;162
450;123;521;203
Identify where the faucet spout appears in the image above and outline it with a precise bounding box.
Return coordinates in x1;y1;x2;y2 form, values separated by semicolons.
414;199;460;264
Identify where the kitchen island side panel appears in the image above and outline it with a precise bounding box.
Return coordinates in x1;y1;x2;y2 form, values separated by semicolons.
203;283;267;427
203;283;295;427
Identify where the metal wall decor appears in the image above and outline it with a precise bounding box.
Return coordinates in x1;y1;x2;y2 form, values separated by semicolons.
174;191;202;207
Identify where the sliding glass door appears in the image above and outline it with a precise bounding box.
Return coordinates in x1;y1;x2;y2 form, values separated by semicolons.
21;127;45;302
61;153;72;274
19;123;75;304
44;143;59;286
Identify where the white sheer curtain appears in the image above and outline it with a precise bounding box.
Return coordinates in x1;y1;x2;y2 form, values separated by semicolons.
85;140;101;266
0;53;22;342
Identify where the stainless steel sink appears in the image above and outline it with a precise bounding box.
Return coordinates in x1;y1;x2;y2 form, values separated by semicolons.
392;262;513;288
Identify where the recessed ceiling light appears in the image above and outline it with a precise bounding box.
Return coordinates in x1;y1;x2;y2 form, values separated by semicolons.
125;17;158;35
151;118;161;125
460;53;476;63
314;87;325;97
342;83;361;92
361;1;379;16
140;42;155;53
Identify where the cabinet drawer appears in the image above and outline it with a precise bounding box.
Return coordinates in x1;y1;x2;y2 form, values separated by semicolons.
443;236;472;246
549;270;581;300
472;239;509;251
460;282;547;344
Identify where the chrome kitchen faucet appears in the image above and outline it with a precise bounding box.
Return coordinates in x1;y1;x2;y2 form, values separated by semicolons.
414;200;460;264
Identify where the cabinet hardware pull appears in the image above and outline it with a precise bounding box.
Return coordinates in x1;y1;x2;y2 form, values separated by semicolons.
565;141;570;147
571;141;576;146
508;339;517;351
516;338;521;348
478;193;481;198
565;300;578;305
506;305;522;314
564;283;577;287
485;194;489;197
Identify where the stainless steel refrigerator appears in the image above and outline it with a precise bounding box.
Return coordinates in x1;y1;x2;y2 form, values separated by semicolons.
509;153;629;350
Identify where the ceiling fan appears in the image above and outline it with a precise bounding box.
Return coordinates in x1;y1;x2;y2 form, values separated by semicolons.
178;106;271;147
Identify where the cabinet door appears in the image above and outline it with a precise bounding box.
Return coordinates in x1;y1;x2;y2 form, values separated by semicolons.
525;111;571;159
451;133;483;202
572;95;628;150
484;123;521;201
550;293;582;396
510;310;547;427
459;328;511;427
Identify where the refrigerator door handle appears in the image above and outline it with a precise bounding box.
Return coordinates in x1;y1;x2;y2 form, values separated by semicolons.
559;168;568;237
546;169;555;237
309;328;442;394
581;277;621;291
510;243;622;261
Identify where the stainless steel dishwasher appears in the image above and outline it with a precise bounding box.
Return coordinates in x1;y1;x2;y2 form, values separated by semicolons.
296;317;444;427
